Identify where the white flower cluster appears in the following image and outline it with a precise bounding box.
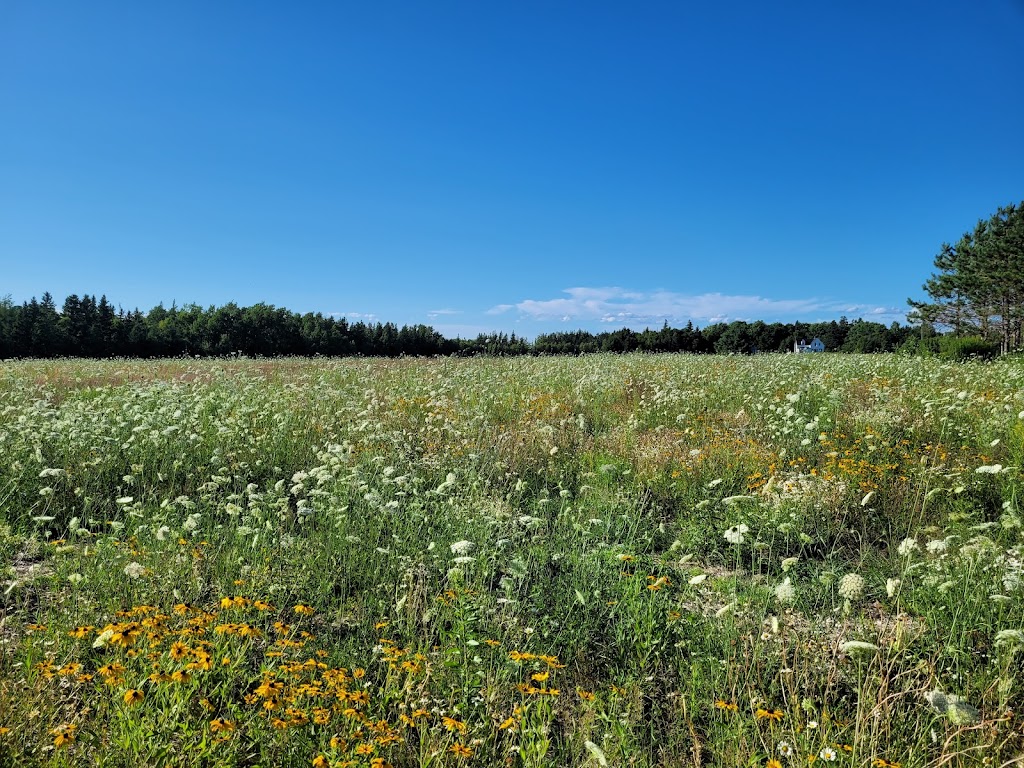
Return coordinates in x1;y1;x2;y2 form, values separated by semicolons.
837;573;865;601
723;523;749;545
774;577;796;605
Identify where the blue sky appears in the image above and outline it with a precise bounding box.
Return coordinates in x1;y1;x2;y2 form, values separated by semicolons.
2;1;1022;339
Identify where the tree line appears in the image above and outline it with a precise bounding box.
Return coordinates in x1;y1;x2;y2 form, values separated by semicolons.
0;293;921;358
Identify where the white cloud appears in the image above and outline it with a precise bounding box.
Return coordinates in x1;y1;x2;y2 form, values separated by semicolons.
427;308;462;319
329;311;379;322
490;287;905;326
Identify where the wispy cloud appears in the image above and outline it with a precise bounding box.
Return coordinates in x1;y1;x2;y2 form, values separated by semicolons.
427;308;462;319
489;287;905;325
329;311;379;322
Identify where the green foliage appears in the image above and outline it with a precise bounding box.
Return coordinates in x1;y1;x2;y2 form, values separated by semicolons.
938;335;1000;361
2;355;1024;765
0;293;924;359
910;201;1024;353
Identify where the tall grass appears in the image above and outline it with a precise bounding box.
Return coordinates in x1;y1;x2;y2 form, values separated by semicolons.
1;354;1022;766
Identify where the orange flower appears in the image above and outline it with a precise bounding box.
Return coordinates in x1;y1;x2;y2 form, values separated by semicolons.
449;743;473;758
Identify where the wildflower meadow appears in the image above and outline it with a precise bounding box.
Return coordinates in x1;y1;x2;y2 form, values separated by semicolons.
1;354;1023;767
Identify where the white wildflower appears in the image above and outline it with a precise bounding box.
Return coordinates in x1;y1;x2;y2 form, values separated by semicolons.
583;741;608;767
781;556;799;572
777;741;794;758
994;629;1024;648
975;464;1003;474
688;574;707;585
124;561;146;579
723;523;749;544
838;573;865;601
450;540;475;556
840;640;879;655
774;577;796;605
819;746;837;761
926;537;951;554
886;578;901;597
897;537;919;557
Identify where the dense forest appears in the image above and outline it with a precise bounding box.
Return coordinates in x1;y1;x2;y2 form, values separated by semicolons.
0;292;927;358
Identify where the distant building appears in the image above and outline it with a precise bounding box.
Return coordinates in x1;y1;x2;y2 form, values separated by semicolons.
794;337;826;353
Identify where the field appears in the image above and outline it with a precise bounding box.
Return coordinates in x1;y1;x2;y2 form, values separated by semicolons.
1;354;1023;768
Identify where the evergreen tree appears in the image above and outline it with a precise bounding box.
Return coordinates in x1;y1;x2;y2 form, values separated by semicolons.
909;202;1024;353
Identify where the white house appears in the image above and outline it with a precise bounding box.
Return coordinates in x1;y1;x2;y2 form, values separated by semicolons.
794;337;826;353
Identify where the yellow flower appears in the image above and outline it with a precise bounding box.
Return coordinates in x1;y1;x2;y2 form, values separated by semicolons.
449;743;473;758
714;700;738;711
531;671;550;682
52;723;77;747
755;708;785;721
442;716;467;732
578;689;595;701
767;761;782;768
498;716;517;730
123;688;145;706
210;718;235;732
294;604;315;615
312;757;329;768
355;742;376;755
169;641;191;660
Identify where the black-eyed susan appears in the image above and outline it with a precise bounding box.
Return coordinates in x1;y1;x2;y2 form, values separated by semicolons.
449;743;473;758
210;718;235;733
442;716;467;732
714;700;738;711
52;723;77;747
755;708;785;721
123;688;145;706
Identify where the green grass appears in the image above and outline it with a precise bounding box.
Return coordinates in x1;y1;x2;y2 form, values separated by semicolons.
1;354;1023;767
